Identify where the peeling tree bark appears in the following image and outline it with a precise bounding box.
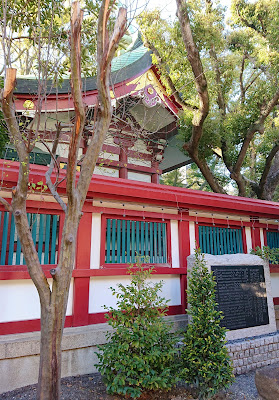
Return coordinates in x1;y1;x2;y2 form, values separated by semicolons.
260;150;279;200
230;88;279;197
0;1;127;399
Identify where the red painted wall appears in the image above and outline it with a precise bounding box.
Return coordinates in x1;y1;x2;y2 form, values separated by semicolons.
1;160;279;335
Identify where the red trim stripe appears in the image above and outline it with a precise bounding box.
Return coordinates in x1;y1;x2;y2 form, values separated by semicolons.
0;316;72;335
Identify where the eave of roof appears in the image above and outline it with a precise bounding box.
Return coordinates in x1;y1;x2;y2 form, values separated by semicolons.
1;160;279;218
15;46;152;95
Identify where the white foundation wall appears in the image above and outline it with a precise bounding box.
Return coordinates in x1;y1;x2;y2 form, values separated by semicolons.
128;171;152;183
93;166;119;177
270;273;279;298
0;279;74;323
88;275;181;314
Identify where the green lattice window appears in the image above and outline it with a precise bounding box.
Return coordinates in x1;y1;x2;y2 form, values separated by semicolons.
0;211;60;265
105;219;167;264
267;231;279;250
199;225;243;255
266;231;279;263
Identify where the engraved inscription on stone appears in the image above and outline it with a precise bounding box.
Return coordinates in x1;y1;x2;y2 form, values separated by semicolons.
211;265;269;331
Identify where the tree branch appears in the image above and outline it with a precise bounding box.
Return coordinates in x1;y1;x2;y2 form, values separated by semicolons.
189;153;227;194
233;87;279;176
209;45;226;116
76;3;127;205
0;68;51;304
144;40;197;111
258;144;279;198
239;52;247;103
45;126;67;212
176;0;209;151
176;0;225;194
244;70;263;93
261;151;279;201
67;1;86;207
0;196;12;212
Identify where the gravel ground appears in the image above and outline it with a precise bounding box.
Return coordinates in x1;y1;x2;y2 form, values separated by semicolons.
0;368;264;400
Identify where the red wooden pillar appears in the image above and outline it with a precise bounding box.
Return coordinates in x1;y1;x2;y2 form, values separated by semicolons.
251;225;261;249
151;161;162;184
151;173;159;184
72;212;92;327
178;219;190;269
119;146;128;179
114;136;136;180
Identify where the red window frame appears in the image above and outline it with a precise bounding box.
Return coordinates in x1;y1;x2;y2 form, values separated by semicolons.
0;205;65;270
100;213;172;268
195;221;247;254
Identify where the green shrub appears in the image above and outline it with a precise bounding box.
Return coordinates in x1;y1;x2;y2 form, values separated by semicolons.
180;249;234;399
251;245;279;264
95;264;179;399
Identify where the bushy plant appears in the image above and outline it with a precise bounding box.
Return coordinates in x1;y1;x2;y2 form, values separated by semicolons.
251;245;279;264
95;264;179;399
180;249;234;399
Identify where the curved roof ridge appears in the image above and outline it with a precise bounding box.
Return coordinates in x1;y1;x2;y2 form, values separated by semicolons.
15;45;152;95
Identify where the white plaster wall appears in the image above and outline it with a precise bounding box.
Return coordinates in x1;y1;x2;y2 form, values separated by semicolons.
103;134;117;146
128;157;152;168
131;138;152;155
0;279;73;323
270;273;279;298
89;275;181;314
128;171;152;183
170;220;180;268
260;228;265;247
90;214;101;269
100;151;119;161
93;166;119;177
245;227;253;253
189;221;196;254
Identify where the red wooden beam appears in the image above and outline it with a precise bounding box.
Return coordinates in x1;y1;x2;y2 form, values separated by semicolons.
1;160;279;218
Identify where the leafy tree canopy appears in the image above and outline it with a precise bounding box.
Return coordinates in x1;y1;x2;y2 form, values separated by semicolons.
138;0;279;200
0;0;123;78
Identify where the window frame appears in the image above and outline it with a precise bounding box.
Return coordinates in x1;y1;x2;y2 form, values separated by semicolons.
266;229;279;249
197;223;246;256
100;213;172;268
0;206;64;268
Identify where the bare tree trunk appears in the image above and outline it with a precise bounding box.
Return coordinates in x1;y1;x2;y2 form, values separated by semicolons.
37;212;78;399
0;2;127;399
261;151;279;200
176;0;226;194
37;304;64;400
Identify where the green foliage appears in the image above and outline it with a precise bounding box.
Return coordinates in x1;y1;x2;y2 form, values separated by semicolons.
251;245;279;265
95;264;179;399
0;113;8;156
180;249;234;399
138;0;279;200
0;0;125;78
161;168;185;187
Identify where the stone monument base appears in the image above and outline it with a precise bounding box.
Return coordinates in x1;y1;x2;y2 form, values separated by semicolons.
227;332;279;375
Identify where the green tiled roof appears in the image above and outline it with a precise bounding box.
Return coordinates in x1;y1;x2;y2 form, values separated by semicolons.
15;45;151;95
111;45;148;72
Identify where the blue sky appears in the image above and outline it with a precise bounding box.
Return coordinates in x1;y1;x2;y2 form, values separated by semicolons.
139;0;232;19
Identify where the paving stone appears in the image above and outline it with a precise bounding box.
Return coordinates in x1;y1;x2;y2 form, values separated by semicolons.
255;365;279;400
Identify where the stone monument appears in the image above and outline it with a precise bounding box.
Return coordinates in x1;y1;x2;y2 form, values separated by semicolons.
187;254;277;340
